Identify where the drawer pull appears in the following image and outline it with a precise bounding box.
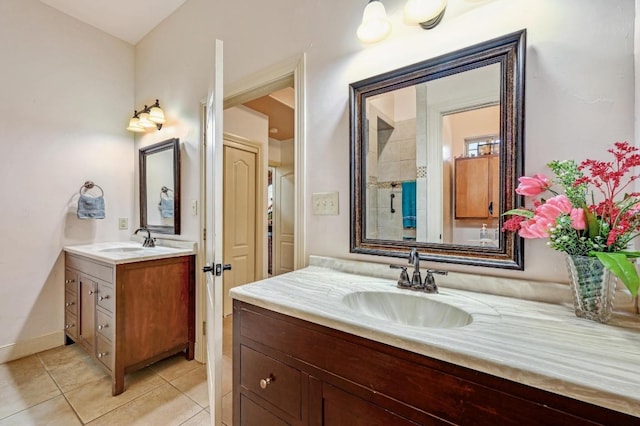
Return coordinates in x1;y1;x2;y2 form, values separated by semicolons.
98;324;109;330
88;290;95;295
259;376;273;389
98;295;110;301
97;352;108;359
64;324;75;329
65;279;76;284
65;302;75;307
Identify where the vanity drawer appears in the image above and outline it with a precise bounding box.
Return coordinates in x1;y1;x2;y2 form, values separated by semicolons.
64;290;77;314
66;254;114;283
96;334;113;371
64;311;78;340
240;345;301;420
96;282;114;312
96;308;114;341
64;269;77;293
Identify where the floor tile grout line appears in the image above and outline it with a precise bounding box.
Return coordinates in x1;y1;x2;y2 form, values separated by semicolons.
177;407;208;425
35;351;86;425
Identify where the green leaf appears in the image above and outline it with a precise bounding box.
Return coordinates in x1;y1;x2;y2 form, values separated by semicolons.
592;252;639;297
583;208;601;239
503;209;534;218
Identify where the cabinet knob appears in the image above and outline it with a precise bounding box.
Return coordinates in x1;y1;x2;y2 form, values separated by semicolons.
98;324;108;330
65;279;76;284
98;295;109;301
88;290;95;295
259;376;273;389
64;324;74;329
97;352;108;359
65;302;75;307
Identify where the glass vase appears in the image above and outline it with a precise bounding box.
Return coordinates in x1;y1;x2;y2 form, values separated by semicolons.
565;254;617;323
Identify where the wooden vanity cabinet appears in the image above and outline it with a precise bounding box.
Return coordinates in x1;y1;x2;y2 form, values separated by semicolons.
65;253;195;395
455;155;500;219
234;301;638;426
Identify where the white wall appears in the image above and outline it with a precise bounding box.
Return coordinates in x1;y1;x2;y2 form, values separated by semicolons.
135;0;634;288
0;0;135;361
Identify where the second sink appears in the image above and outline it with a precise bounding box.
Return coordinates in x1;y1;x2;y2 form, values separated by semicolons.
342;291;472;328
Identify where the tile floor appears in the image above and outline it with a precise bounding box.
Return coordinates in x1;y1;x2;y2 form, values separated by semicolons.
0;316;234;425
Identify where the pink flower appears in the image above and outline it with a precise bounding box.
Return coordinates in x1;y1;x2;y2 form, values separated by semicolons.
570;208;586;230
515;174;552;196
534;195;572;226
518;218;550;239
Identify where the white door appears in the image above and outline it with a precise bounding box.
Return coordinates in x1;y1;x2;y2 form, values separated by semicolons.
204;39;225;426
273;166;295;275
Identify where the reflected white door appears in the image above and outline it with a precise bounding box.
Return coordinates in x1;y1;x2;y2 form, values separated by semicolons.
204;39;224;426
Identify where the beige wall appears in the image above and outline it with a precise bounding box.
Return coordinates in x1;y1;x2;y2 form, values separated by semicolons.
0;0;134;360
134;0;634;285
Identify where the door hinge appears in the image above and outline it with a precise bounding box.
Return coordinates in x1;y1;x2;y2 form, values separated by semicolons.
202;321;206;336
203;227;206;241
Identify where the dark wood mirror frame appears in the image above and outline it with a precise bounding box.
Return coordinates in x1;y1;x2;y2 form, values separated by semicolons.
140;138;181;235
350;30;526;269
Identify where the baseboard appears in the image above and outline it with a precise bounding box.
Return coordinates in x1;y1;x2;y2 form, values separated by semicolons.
0;331;64;364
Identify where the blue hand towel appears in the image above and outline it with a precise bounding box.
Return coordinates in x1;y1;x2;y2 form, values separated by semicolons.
77;194;105;219
159;197;174;218
401;181;416;229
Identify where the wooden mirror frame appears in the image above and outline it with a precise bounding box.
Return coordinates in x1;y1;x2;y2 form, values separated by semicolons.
140;138;181;235
350;30;526;269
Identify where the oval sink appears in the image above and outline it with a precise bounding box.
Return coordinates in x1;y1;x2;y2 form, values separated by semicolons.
99;247;144;253
342;291;472;328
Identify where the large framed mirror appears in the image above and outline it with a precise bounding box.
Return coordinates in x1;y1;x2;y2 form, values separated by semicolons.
350;30;525;269
140;138;181;234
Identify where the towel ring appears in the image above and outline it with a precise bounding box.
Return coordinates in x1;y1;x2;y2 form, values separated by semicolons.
161;186;173;194
79;181;104;197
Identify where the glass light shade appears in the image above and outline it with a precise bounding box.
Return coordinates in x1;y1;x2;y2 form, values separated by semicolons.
404;0;447;24
126;117;145;133
138;112;156;129
357;1;392;44
148;106;166;124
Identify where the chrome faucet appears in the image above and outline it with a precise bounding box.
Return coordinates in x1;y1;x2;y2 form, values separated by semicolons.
408;248;422;288
135;227;155;248
390;248;447;293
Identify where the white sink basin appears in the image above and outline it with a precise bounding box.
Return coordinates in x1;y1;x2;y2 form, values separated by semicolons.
99;247;145;253
342;291;472;328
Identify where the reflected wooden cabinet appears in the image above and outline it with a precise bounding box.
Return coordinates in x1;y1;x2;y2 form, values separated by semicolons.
234;301;637;425
65;252;195;395
455;155;500;219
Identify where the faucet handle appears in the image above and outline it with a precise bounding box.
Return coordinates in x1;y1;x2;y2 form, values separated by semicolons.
427;269;448;276
390;265;411;288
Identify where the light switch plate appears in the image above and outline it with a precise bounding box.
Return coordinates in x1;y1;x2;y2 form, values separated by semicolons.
118;218;128;230
312;192;339;215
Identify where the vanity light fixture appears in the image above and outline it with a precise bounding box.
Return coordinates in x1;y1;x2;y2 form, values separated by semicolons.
357;0;392;44
126;99;166;133
404;0;447;29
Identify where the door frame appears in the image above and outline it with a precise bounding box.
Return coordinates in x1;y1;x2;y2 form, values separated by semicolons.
223;54;306;271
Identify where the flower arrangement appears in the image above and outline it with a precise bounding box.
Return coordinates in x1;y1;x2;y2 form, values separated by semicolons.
504;141;640;297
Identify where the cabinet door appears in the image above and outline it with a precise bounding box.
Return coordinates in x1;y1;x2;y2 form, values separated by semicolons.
317;382;425;426
455;157;490;218
78;274;96;353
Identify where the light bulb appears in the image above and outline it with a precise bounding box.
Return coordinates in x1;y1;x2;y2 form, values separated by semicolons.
357;1;392;44
126;117;145;133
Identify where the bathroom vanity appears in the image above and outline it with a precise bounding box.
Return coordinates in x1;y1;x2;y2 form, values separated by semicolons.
64;242;196;395
231;257;640;425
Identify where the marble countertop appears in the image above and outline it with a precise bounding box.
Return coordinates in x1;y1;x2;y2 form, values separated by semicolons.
64;240;196;265
230;258;640;417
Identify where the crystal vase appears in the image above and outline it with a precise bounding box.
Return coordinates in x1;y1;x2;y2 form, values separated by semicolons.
565;254;617;323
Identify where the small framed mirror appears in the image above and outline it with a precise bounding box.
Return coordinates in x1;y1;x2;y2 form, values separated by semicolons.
350;30;525;269
140;138;181;234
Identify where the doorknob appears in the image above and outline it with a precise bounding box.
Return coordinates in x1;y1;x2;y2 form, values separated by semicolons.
202;265;215;274
215;264;232;276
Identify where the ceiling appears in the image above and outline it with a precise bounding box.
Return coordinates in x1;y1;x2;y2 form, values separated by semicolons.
39;0;188;44
39;1;294;140
243;87;295;141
